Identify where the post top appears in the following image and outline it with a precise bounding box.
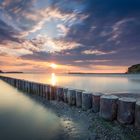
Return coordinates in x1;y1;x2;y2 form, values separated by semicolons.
93;92;103;96
101;95;118;100
119;97;136;103
136;101;140;105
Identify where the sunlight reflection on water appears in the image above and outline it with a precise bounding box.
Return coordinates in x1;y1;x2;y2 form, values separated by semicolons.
51;73;57;86
1;73;140;94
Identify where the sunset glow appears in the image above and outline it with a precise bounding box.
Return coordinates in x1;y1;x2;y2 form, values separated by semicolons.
0;0;139;73
50;63;57;69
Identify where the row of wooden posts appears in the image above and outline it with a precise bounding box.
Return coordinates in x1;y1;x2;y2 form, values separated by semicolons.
0;76;140;129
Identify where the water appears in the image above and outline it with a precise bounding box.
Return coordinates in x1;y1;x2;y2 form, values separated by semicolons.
1;73;140;94
0;80;66;140
0;74;140;139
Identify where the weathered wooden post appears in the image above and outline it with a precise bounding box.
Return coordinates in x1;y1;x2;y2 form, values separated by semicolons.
32;82;37;95
43;85;48;100
76;90;83;108
82;92;92;111
42;84;46;98
117;97;136;124
21;80;25;91
100;95;118;121
41;84;45;97
30;82;33;94
40;84;44;97
47;85;51;100
57;87;64;101
92;92;103;113
27;81;30;93
19;80;22;90
135;101;140;129
67;89;76;106
63;88;68;103
50;86;57;100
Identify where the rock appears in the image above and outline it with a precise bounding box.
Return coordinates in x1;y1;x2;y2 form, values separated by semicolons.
117;97;136;124
100;95;118;121
127;64;140;74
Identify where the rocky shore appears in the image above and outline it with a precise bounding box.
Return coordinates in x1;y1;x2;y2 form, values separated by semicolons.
28;94;140;140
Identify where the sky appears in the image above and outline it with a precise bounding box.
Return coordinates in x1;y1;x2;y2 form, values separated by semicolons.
0;0;140;73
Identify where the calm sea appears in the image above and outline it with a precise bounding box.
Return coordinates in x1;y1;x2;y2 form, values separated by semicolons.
1;73;140;94
0;73;140;139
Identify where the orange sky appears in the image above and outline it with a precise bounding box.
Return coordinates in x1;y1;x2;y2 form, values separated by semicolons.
0;55;127;73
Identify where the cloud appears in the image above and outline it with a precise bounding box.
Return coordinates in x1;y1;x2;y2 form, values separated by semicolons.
0;19;20;43
57;24;69;37
0;0;140;72
82;49;116;55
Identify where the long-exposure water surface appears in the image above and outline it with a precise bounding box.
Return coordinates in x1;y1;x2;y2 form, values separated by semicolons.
0;80;66;140
1;73;140;94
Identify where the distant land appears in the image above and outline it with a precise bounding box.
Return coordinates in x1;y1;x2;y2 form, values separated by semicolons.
69;64;140;74
126;64;140;74
68;72;124;75
0;70;23;73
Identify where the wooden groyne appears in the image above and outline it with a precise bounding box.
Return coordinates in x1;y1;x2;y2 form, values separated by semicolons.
0;76;140;129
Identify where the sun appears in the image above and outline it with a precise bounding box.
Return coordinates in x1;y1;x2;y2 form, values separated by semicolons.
50;63;57;69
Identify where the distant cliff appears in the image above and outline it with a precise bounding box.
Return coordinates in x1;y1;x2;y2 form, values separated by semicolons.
0;70;3;73
0;70;23;73
127;64;140;74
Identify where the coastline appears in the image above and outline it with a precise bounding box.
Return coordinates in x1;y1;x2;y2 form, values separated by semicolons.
27;94;140;140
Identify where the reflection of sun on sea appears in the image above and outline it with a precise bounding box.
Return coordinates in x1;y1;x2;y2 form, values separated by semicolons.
51;73;57;86
50;63;57;86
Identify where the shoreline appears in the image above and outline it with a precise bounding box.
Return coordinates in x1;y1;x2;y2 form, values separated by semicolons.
27;94;140;140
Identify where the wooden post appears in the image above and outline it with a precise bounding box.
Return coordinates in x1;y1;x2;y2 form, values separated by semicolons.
135;101;140;129
57;87;64;101
50;86;57;100
67;89;76;106
92;92;103;113
117;97;136;124
47;85;51;100
63;88;68;103
82;92;92;111
100;95;118;121
76;90;83;108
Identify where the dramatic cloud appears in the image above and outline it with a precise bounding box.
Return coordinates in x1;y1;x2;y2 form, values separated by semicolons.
0;0;140;72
